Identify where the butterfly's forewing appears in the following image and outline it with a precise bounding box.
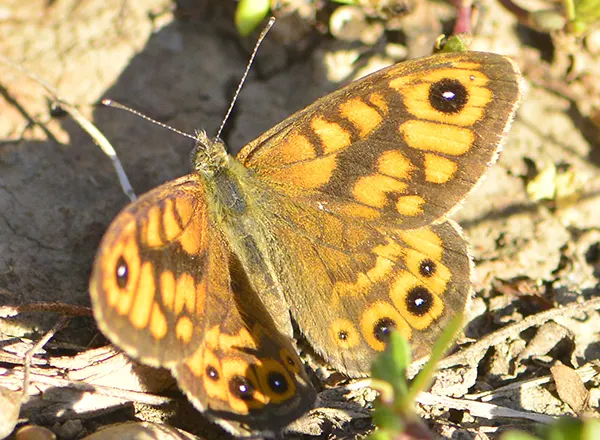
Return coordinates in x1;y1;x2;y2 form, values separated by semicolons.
237;52;522;231
90;174;315;433
90;175;210;365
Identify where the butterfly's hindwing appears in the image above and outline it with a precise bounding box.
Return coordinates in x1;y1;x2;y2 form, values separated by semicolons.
262;198;471;375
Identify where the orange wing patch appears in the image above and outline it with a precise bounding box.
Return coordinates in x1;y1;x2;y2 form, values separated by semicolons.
265;154;338;190
259;132;317;168
150;302;168;340
311;116;351;154
339;98;383;137
378;150;414;180
330;318;361;349
395;195;425;216
424;154;458;183
176;316;194;344
399;121;474;155
352;174;407;208
128;262;155;328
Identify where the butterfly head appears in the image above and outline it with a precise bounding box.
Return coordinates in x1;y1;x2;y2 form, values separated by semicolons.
191;130;230;177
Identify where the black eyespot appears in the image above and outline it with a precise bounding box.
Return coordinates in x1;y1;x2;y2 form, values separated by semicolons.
206;365;219;381
229;375;255;401
406;287;434;316
280;350;300;372
373;318;396;343
338;330;349;341
419;259;436;278
115;256;128;289
285;355;296;367
267;372;289;394
429;78;468;114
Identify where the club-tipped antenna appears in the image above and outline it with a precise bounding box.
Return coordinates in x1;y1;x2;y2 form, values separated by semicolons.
215;17;275;139
101;99;198;141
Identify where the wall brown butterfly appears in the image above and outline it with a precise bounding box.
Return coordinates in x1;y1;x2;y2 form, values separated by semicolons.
90;51;522;435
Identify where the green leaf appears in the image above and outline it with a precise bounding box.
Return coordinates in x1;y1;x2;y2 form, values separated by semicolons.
368;429;393;440
371;331;411;397
545;418;600;440
565;0;600;34
501;431;541;440
235;0;271;37
574;0;600;22
372;402;404;432
406;314;464;404
502;418;600;440
437;34;471;53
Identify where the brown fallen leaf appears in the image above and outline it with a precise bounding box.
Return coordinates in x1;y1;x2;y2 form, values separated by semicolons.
550;363;590;415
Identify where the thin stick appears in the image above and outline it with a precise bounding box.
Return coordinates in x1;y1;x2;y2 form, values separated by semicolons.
22;316;70;403
0;302;93;318
0;55;137;202
7;367;174;407
65;104;137;201
416;392;557;424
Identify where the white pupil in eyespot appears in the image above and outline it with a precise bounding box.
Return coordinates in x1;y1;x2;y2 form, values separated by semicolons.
442;91;456;100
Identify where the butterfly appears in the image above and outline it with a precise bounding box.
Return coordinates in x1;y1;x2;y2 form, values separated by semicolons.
89;51;522;435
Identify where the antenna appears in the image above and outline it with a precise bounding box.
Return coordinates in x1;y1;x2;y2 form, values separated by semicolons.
101;99;198;141
216;17;275;139
103;17;275;142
